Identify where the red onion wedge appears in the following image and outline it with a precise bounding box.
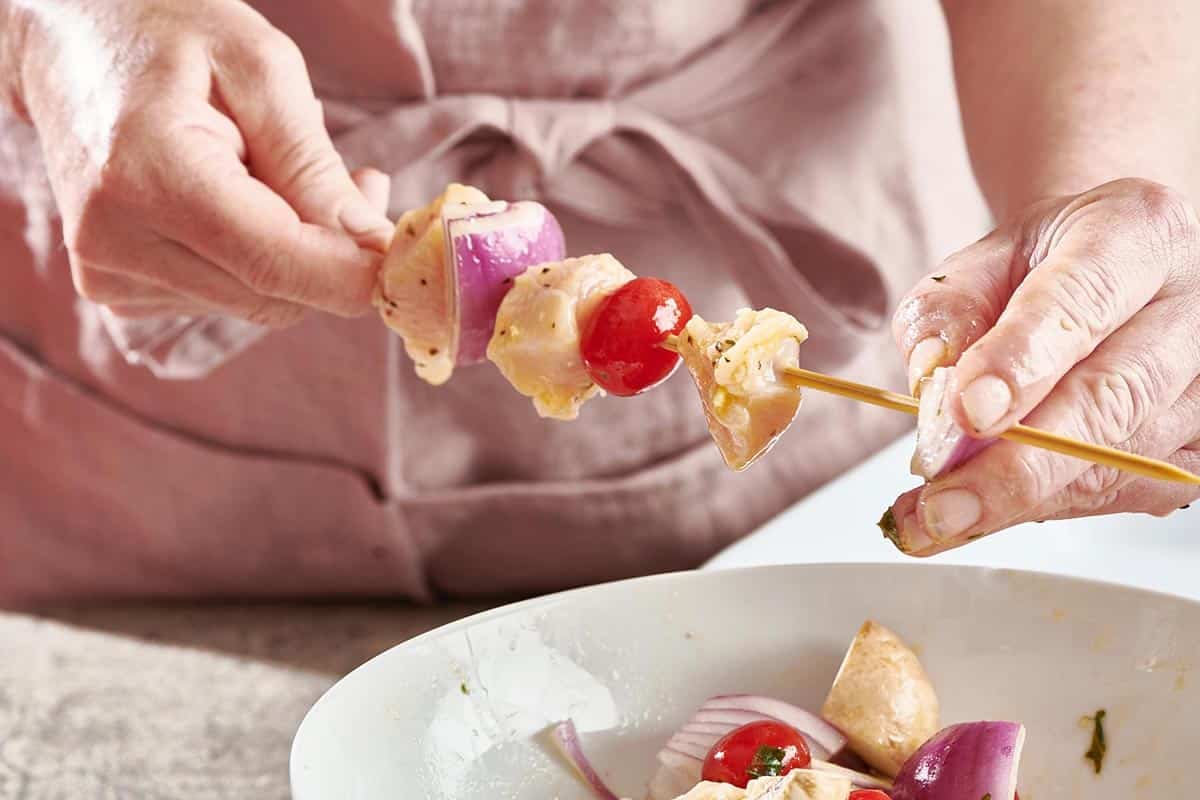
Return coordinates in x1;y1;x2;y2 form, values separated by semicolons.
647;695;859;800
444;200;566;365
550;720;622;800
911;366;994;480
890;721;1025;800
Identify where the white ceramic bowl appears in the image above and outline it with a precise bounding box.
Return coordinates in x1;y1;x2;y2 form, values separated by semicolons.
291;564;1200;799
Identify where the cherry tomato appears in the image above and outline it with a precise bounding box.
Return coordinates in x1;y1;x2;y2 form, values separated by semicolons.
700;720;812;789
581;277;692;396
848;791;891;800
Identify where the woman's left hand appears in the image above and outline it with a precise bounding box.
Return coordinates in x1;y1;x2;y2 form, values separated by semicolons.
886;178;1200;555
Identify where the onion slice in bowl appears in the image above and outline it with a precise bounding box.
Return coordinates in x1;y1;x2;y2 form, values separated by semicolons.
550;719;622;800
444;200;566;365
698;695;847;761
911;366;994;479
647;695;864;800
890;721;1025;800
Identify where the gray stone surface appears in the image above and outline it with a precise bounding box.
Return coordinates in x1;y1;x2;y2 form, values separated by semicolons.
0;602;488;798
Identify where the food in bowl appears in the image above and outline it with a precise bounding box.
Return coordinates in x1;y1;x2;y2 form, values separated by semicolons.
554;620;1027;800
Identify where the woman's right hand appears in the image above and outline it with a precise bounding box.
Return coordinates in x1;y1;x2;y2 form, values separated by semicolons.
4;0;393;326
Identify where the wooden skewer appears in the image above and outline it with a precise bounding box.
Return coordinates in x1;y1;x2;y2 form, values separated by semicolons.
661;335;1200;486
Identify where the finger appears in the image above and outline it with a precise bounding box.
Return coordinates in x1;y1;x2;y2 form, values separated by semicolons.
136;107;381;316
895;294;1200;553
70;264;183;307
121;236;310;328
351;167;391;215
892;228;1017;394
1038;447;1200;521
896;448;1199;559
951;182;1198;436
211;30;393;251
879;487;925;554
909;390;1200;556
1030;375;1200;522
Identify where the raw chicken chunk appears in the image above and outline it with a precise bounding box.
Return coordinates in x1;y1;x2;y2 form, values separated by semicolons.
487;253;635;420
746;771;851;800
671;782;747;800
678;308;808;471
821;620;939;777
373;183;490;385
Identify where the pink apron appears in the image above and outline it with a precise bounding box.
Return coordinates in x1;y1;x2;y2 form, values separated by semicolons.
0;0;988;604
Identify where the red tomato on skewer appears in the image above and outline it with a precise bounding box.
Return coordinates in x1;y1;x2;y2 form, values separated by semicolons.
849;790;891;800
581;277;692;396
700;720;812;789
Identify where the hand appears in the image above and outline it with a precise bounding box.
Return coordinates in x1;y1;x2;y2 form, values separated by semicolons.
8;0;393;326
887;178;1200;555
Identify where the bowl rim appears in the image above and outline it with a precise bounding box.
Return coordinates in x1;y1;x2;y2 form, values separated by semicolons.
289;560;1200;791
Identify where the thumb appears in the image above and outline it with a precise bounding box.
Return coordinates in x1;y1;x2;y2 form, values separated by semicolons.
214;32;393;252
891;227;1019;395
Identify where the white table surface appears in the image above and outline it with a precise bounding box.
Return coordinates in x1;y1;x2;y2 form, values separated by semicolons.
705;433;1200;600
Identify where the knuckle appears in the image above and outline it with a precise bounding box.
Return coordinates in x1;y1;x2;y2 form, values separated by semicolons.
244;29;307;81
1007;446;1056;509
1043;256;1122;340
1132;181;1198;240
240;247;291;297
274;136;341;191
1070;358;1162;445
1068;465;1126;510
1138;182;1200;280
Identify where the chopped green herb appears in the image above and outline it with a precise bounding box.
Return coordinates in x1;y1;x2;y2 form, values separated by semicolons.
877;508;899;545
931;275;947;283
746;745;787;779
1084;709;1107;774
460;681;470;695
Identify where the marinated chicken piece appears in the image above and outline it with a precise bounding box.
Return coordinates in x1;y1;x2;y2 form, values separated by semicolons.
821;620;940;777
672;782;747;800
373;183;490;385
487;254;635;420
746;770;851;800
677;309;809;471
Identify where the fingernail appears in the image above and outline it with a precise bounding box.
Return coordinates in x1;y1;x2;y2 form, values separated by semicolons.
899;512;933;553
921;488;982;541
961;374;1013;431
907;337;946;395
339;200;393;250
